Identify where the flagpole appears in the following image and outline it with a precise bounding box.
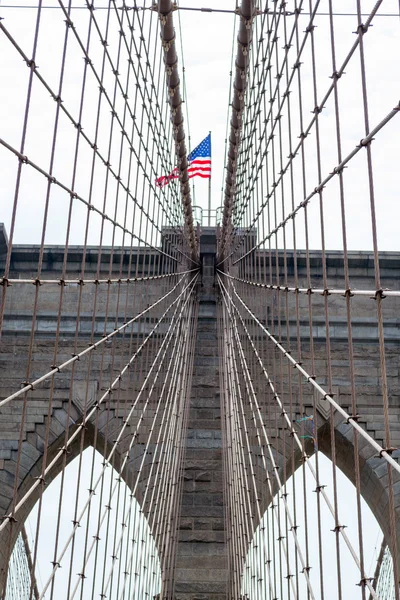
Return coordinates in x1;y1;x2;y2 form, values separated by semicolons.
208;131;211;226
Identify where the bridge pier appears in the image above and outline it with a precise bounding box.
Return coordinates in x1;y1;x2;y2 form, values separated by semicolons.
174;228;227;599
1;225;400;596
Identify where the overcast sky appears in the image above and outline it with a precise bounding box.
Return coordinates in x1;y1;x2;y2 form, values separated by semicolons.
242;452;384;600
1;0;399;249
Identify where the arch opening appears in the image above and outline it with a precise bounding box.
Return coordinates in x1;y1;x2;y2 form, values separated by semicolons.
241;452;395;600
6;447;161;600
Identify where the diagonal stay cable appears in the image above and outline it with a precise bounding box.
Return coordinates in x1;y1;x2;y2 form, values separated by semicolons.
221;275;400;476
0;274;197;534
0;135;192;267
0;268;198;287
218;271;381;598
97;291;195;600
107;297;195;600
222;301;277;597
219;274;316;600
219;269;400;299
0;272;196;409
5;273;198;569
221;100;400;267
59;281;197;600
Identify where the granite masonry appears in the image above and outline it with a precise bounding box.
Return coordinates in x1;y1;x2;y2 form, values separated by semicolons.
1;223;400;597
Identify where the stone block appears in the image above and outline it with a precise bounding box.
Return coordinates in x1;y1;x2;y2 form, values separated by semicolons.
186;439;222;450
179;518;193;531
178;530;223;543
193;519;212;531
194;481;222;494
194;471;212;482
181;494;194;506
186;449;222;461
193;494;212;507
174;582;227;594
176;556;226;570
180;506;224;519
174;567;227;583
195;431;213;440
188;420;219;430
212;519;224;531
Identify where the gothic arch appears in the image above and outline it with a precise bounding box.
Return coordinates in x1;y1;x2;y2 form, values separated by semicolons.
0;409;162;593
252;418;400;576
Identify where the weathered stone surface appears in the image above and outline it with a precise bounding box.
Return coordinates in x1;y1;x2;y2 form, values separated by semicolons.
1;229;400;597
173;230;227;599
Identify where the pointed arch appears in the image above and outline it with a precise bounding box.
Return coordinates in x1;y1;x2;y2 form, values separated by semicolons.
6;443;162;600
242;451;390;600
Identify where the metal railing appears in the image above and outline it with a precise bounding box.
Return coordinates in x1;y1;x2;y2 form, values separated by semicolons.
193;205;224;227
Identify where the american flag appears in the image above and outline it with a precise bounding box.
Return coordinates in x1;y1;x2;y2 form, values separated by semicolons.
155;134;211;188
187;133;211;179
155;167;179;188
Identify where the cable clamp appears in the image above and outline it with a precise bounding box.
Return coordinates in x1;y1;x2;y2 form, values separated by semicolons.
372;288;386;300
358;136;374;148
342;287;354;298
354;23;369;35
332;164;345;175
314;484;327;493
331;70;344;81
34;475;46;485
21;380;34;390
346;414;360;424
0;515;17;523
168;83;179;98
161;34;176;52
357;577;374;587
379;446;398;457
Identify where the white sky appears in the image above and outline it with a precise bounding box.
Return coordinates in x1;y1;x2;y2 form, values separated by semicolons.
25;448;162;600
1;0;399;249
242;452;384;600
